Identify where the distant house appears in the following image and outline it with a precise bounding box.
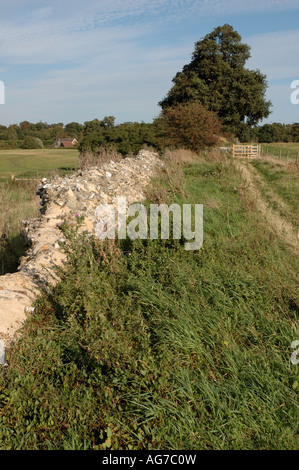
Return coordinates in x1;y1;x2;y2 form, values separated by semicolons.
52;138;78;148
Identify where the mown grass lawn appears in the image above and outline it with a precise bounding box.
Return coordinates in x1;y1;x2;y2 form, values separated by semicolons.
0;148;79;180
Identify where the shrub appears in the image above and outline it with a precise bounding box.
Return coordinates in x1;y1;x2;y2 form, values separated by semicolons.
158;101;221;152
20;136;43;149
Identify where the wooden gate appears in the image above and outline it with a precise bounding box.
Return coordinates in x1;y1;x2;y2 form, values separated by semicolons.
232;144;260;158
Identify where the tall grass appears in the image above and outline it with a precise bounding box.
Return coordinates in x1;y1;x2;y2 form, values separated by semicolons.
250;159;299;229
79;145;123;170
0;150;298;450
0;180;40;274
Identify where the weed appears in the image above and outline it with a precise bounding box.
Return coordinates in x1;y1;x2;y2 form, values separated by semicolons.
79;145;123;170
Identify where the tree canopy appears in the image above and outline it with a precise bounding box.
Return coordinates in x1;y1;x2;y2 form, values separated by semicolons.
159;24;272;136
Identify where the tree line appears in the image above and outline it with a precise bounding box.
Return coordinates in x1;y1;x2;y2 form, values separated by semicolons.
0;118;298;153
0;118;159;155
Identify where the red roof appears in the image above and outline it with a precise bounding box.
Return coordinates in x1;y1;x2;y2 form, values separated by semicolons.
55;138;77;147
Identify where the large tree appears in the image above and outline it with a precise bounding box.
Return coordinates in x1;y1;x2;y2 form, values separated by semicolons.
159;24;272;136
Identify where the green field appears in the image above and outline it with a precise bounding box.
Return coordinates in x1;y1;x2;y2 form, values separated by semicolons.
260;143;299;162
0;148;79;180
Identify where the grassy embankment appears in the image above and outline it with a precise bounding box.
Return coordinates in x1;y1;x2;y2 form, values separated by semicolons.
249;159;299;230
0;149;298;450
0;148;79;274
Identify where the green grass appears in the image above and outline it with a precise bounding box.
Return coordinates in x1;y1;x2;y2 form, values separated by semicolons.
0;155;298;450
0;148;79;181
249;159;299;229
261;143;299;162
0;148;80;273
0;180;40;274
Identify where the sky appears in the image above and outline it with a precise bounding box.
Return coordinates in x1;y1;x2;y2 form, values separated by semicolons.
0;0;299;127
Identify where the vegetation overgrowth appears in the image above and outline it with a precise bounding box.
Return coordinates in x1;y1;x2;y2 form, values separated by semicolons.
157;102;221;152
0;179;40;274
249;159;299;229
0;149;298;450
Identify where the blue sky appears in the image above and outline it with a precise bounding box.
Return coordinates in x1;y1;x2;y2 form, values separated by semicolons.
0;0;299;127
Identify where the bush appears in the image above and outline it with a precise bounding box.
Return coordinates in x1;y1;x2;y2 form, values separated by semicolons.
20;136;43;149
158;102;221;152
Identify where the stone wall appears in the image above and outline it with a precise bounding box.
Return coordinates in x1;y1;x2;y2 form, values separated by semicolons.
0;149;163;347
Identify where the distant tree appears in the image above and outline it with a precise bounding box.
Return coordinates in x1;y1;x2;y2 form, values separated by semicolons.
79;120;158;155
34;121;50;131
20;136;43;149
101;116;115;128
237;123;258;143
0;125;7;142
83;119;103;134
256;124;280;143
20;121;34;132
6;125;20;147
291;123;299;142
159;24;272;137
65;122;83;133
65;122;84;140
50;124;67;140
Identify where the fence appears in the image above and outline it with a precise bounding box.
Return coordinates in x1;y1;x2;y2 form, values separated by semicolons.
260;145;299;163
232;144;260;158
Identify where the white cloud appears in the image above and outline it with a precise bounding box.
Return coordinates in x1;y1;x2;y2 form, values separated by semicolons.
2;0;299;66
195;0;299;15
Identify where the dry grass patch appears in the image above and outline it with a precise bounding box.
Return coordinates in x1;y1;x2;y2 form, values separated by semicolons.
79;145;123;170
162;148;202;165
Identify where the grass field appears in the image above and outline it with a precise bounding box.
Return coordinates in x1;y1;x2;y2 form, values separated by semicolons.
0;150;298;450
0;148;79;181
261;143;299;162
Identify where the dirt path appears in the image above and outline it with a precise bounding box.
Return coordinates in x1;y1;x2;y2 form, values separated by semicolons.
233;159;299;256
244;160;298;229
